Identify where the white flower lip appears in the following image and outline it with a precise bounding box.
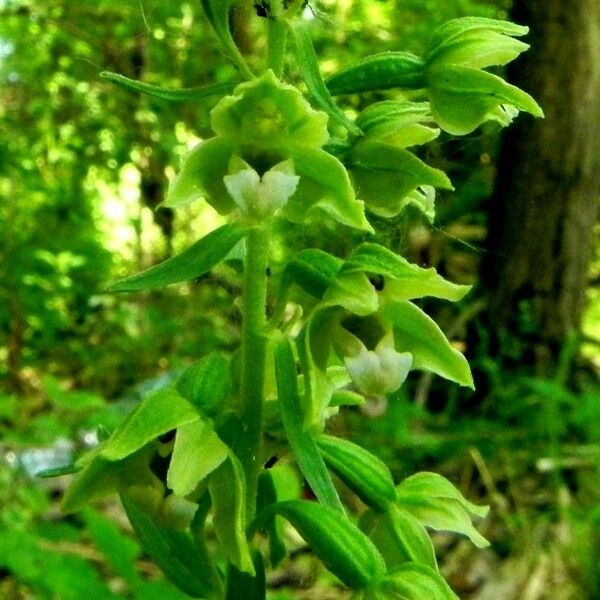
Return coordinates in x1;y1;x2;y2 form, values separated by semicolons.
224;159;299;220
344;335;412;396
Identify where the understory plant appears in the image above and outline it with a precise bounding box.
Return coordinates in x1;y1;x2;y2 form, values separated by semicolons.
60;2;542;598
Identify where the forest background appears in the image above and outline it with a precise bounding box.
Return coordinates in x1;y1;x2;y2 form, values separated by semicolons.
1;0;599;598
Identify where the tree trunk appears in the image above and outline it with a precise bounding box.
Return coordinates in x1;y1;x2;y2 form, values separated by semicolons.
481;0;600;372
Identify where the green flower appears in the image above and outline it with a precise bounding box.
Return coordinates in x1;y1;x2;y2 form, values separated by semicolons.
163;70;372;231
422;18;543;135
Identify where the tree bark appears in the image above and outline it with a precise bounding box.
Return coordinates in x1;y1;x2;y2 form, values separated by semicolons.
481;0;600;372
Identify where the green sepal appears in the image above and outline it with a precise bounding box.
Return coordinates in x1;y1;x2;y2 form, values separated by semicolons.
327;52;426;95
106;223;246;292
316;434;396;510
360;506;437;571
167;418;229;497
162;137;235;212
426;64;544;135
425;17;529;69
285;147;373;232
396;472;490;548
288;21;361;135
176;352;232;416
257;471;287;567
350;141;452;220
225;550;266;600
323;271;379;316
100;71;236;102
382;301;473;388
355;101;440;148
273;332;344;512
200;0;253;79
372;563;459;600
100;387;199;462
62;447;160;514
255;500;386;589
280;248;343;299
342;243;471;302
209;454;255;575
121;494;215;598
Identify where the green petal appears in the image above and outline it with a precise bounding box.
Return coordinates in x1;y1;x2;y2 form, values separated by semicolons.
286;148;373;232
426;64;544;135
163;137;235;213
210;70;329;152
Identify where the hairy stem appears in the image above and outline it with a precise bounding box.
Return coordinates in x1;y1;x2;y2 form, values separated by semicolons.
239;225;270;519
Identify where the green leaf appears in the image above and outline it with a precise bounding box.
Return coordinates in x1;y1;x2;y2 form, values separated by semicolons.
350;141;452;219
176;352;232;416
200;0;253;79
162;137;235;212
426;64;544;135
355;101;440;148
101;388;199;461
121;494;215;598
257;471;287;567
209;454;255;574
382;301;473;388
106;223;246;292
225;550;266;600
100;72;236;101
376;563;459;600
396;472;489;548
257;500;386;589
316;435;396;510
167;418;229;497
426;17;529;69
360;506;437;570
273;332;344;512
286;147;373;232
326;52;426;95
288;22;361;135
342;243;471;301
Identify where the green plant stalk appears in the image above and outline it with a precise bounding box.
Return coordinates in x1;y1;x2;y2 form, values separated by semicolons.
239;224;270;520
267;18;288;76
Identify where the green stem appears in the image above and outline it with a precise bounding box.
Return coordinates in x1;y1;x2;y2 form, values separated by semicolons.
267;18;288;76
240;225;270;519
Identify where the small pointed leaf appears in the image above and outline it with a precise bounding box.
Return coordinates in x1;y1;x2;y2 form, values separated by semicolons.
377;563;459;600
100;71;236;101
288;22;361;135
106;223;246;292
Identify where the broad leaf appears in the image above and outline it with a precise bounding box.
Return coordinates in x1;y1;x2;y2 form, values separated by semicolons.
107;223;246;292
342;243;471;301
327;52;426;95
209;454;255;574
100;72;236;101
396;472;489;548
382;301;473;387
273;333;344;512
257;500;386;589
288;22;361;135
286;147;373;232
121;495;215;598
167;418;229;497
